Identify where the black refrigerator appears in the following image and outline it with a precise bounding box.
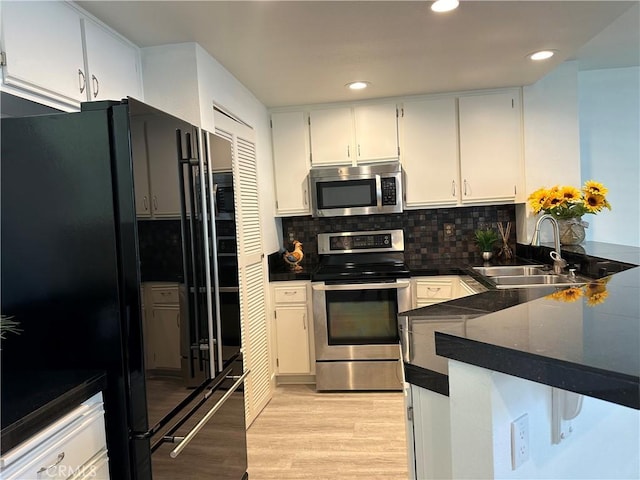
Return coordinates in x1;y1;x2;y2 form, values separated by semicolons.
0;98;248;479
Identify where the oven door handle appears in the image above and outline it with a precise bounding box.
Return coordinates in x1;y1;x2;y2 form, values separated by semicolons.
312;279;410;291
167;369;250;458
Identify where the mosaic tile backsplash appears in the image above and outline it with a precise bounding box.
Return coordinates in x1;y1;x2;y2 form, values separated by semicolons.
280;205;517;269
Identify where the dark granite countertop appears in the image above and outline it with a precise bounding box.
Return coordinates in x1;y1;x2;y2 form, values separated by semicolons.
1;370;107;453
402;241;640;410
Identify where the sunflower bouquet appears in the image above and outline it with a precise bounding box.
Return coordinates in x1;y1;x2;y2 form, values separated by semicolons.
546;277;611;307
527;180;612;219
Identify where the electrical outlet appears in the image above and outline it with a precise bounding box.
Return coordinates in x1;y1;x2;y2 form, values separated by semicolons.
444;223;455;238
511;413;530;470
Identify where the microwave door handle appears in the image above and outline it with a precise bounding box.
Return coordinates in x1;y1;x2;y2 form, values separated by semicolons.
375;174;382;209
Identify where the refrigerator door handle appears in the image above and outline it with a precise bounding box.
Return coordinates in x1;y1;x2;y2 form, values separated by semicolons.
167;369;250;458
177;129;204;377
205;133;224;374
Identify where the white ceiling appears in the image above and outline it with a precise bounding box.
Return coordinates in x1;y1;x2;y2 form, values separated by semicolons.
77;1;640;108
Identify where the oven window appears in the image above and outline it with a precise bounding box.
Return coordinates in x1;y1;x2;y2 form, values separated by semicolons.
325;289;399;345
317;179;376;209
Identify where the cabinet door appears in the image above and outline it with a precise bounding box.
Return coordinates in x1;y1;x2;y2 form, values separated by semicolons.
148;306;181;370
130;117;151;217
145;115;183;217
271;111;311;215
83;18;142;102
411;385;453;480
353;103;399;163
401;98;459;207
309;107;354;165
1;1;86;107
274;306;311;375
459;91;522;203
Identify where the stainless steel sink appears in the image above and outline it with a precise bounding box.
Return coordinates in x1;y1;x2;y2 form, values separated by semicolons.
472;265;547;277
490;274;586;288
472;264;588;289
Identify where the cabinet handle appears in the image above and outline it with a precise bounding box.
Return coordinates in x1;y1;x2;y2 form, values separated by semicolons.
347;145;350;158
284;291;297;296
427;287;441;297
143;196;149;211
463;179;469;196
452;180;456;196
78;69;86;94
37;452;65;475
177;313;180;329
91;74;99;98
303;188;308;206
358;144;361;156
303;313;307;330
153;196;158;211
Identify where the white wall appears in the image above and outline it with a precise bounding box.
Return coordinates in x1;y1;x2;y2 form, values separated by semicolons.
448;360;640;480
518;62;582;244
578;66;640;247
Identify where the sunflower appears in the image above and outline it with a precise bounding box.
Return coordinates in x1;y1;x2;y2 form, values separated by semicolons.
527;188;549;214
559;185;581;202
547;287;583;302
583;180;609;196
584;192;607;213
586;290;609;306
543;189;565;210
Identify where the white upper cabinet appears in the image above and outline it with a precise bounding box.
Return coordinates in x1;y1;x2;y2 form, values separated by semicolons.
0;1;86;107
0;1;142;110
308;107;353;165
353;103;400;163
458;90;523;203
309;104;399;166
401;97;459;207
271;111;311;216
83;18;143;102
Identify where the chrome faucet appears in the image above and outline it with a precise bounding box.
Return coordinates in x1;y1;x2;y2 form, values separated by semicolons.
531;214;567;274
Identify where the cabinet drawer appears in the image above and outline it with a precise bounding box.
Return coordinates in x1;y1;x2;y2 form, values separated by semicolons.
415;281;453;300
150;285;179;304
2;396;107;480
68;450;109;480
273;285;307;303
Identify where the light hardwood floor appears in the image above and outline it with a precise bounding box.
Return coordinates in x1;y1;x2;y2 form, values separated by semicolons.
246;384;409;480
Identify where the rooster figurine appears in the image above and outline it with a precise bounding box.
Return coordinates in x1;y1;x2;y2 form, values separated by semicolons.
283;240;304;271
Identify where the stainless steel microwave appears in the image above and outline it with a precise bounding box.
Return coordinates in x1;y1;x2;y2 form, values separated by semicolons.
309;162;403;217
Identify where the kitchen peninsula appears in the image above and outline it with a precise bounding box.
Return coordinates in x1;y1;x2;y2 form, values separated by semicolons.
401;241;640;480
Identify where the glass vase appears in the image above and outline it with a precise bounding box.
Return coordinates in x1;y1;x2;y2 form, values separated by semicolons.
558;217;586;246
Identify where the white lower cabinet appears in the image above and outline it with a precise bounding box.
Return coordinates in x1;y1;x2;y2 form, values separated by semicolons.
0;392;109;480
406;383;452;480
412;275;475;308
143;282;181;371
271;281;315;380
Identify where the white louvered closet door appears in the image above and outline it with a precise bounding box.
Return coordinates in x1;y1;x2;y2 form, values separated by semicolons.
214;110;272;427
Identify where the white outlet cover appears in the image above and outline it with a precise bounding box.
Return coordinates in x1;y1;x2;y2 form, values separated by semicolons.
511;413;530;470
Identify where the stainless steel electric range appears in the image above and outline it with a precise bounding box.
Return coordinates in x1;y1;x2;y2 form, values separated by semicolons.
311;229;411;391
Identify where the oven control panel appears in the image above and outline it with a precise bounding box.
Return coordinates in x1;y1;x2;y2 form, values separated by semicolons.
317;229;404;254
329;233;391;251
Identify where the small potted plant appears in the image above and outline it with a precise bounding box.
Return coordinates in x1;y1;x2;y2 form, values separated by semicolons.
474;228;499;260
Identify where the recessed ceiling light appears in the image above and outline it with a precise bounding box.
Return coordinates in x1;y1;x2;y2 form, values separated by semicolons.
431;0;459;13
346;81;369;90
529;50;556;61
